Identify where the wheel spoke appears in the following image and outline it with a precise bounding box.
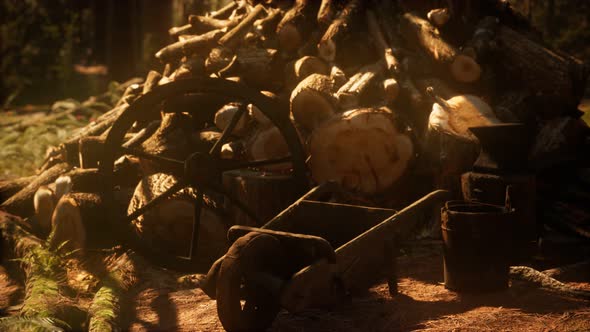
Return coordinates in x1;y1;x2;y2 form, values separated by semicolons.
221;156;292;171
120;146;184;169
209;105;246;156
125;181;185;223
203;182;260;225
189;191;204;259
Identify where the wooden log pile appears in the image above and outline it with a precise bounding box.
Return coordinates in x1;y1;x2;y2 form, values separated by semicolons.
0;0;588;294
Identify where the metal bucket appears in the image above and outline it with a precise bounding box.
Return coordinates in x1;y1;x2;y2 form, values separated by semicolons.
441;200;515;292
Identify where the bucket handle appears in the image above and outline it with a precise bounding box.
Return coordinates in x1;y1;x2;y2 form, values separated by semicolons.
505;185;513;211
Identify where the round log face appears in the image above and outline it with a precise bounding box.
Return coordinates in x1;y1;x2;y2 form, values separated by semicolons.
310;108;414;194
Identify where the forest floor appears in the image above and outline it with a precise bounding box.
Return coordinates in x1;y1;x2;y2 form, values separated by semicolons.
2;238;589;331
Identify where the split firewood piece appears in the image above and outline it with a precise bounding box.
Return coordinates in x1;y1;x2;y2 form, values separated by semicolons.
214;103;251;137
254;7;283;38
276;0;319;52
290;74;337;131
427;8;450;27
0;175;35;204
366;10;400;74
330;65;347;89
285;55;330;90
189;15;240;33
128;173;229;267
155;29;224;63
142;70;162;95
318;0;363;62
317;0;337;26
246;126;293;172
426;87;499;141
169;24;195;38
0;214;79;329
494;25;588;109
382;78;400;104
335;61;386;109
210;1;239;19
1;162;72;217
310;107;414;194
223;170;301;227
399;13;482;83
218;4;266;50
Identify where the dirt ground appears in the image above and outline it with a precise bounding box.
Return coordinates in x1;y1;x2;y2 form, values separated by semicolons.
2;241;590;332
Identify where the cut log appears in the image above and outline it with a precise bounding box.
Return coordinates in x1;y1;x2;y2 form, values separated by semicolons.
33;186;55;235
222;170;301;227
155;29;224;63
246;126;293;172
0;176;35;204
309;107;414;194
214;103;251;136
318;0;363;62
427;8;450;27
128;173;228;268
493;25;589;110
142;70;162;95
399;13;482;83
336;61;385;109
248;91;283;128
276;0;319;52
285;55;330;90
427;87;499;140
48;194;90;253
290;74;336;131
232;47;282;89
1;162;72;217
210;1;239;19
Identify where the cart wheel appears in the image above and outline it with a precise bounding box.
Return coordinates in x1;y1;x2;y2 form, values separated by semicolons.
99;77;308;271
216;232;285;332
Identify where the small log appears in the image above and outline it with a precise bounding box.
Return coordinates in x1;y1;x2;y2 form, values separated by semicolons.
155;29;224;63
330;65;347;89
309;107;414;194
248;91;283;128
290;74;336;131
33;186;55;235
399;13;482;83
79;136;105;169
510;266;590;300
318;0;363;62
276;0;319;52
1;162;72;217
218;4;266;50
246;126;293;172
210;1;239;19
48;193;93;253
189;15;239;33
142;70;162;95
382;78;400;104
169;24;195;38
223;170;301;227
317;0;337;25
168;55;206;81
335;60;385;109
128;173;228;268
285;55;330;90
254;7;283;38
232;47;282;89
214;103;251;136
0;176;35;204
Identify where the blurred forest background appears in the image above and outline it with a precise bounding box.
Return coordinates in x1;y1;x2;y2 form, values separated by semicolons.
0;0;588;178
0;0;588;107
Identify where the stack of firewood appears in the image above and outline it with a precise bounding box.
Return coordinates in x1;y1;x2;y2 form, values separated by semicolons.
1;0;589;268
